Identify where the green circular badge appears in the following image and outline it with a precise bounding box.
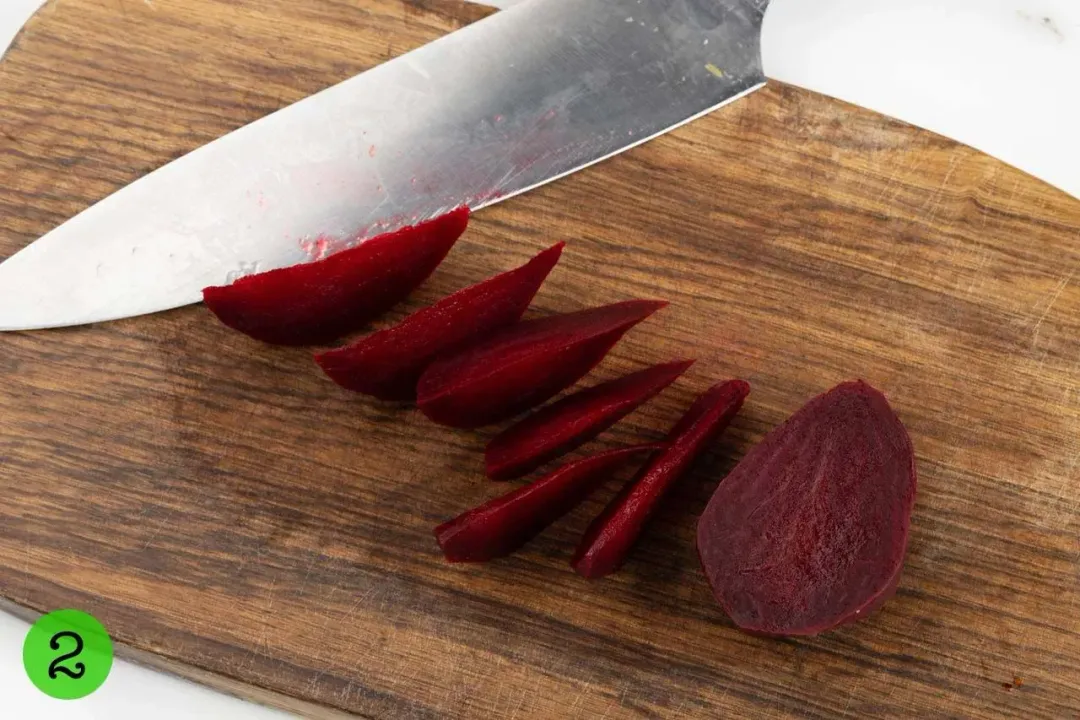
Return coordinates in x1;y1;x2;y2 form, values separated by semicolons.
22;609;113;700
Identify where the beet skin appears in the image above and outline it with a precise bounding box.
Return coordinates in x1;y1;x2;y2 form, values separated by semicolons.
696;380;916;636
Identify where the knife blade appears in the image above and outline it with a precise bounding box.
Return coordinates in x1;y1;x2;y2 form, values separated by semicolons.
0;0;769;331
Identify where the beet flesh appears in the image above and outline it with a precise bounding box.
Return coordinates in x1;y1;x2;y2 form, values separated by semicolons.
485;359;693;481
435;444;663;563
203;207;468;346
315;242;563;401
417;300;666;429
696;380;916;636
572;379;750;579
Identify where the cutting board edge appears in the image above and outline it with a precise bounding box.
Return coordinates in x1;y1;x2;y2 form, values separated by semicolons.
0;597;357;719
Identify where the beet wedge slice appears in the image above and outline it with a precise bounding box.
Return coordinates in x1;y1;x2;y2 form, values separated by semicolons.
417;300;667;429
435;444;664;563
572;379;750;579
202;207;469;346
315;242;564;401
696;381;916;637
485;359;694;481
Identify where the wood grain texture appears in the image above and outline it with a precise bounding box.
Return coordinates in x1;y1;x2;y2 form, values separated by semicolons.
2;0;1080;717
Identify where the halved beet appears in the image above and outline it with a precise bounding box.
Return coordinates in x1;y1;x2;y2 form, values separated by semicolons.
696;380;916;637
203;207;469;345
485;359;694;480
571;379;750;579
417;300;667;429
314;242;564;401
435;444;663;563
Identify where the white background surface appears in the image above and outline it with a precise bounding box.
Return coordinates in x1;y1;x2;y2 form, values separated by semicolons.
763;0;1079;200
0;0;41;56
1;611;293;719
0;0;1077;718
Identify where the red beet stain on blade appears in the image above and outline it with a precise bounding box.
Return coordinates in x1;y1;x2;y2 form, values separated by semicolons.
572;379;750;579
202;207;469;346
485;359;694;481
315;242;564;401
417;300;667;429
436;444;664;563
696;380;916;636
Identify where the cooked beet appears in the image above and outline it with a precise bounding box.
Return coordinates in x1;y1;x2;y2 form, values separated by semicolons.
571;379;749;579
485;359;694;481
435;444;663;563
696;380;916;636
417;300;667;429
203;207;469;345
315;242;564;401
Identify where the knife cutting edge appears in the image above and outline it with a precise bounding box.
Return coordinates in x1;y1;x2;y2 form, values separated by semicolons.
0;0;769;331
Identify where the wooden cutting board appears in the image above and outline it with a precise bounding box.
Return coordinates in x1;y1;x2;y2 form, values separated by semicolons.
2;1;1079;717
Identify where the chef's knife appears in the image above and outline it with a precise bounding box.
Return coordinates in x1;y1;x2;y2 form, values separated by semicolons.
0;0;769;331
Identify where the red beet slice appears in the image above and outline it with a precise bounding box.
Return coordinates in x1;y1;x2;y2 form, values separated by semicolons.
572;379;750;579
696;380;916;637
435;444;664;563
417;300;667;429
485;359;694;481
314;243;564;401
202;207;469;345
